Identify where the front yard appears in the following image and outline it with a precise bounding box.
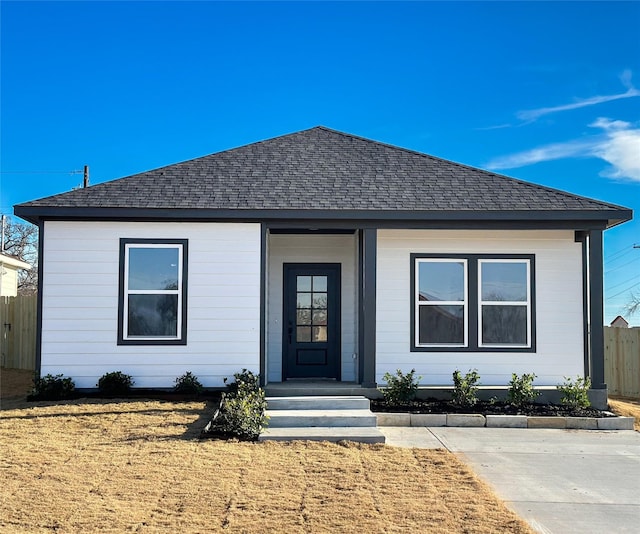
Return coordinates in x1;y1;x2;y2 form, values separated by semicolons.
0;368;533;533
2;367;638;533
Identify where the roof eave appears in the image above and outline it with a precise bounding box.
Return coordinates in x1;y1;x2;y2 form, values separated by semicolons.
0;254;32;270
14;205;632;230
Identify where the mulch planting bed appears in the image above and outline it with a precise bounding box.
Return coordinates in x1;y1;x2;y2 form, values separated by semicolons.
370;399;614;418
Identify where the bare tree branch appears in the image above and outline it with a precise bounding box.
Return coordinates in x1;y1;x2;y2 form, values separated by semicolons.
2;217;38;294
624;291;640;317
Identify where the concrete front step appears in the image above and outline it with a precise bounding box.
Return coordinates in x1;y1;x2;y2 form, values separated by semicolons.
265;385;376;397
259;426;386;444
266;395;371;410
261;395;385;443
267;409;377;428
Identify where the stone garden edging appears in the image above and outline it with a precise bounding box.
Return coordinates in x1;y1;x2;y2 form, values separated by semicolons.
375;412;635;430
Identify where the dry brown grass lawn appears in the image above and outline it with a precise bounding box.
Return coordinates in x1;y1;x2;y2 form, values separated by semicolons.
0;369;532;534
609;396;640;431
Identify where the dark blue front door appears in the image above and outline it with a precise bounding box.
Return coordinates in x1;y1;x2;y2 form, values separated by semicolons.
283;264;341;380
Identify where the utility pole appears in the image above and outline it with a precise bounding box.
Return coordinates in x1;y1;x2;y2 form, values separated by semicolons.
83;165;89;188
1;214;5;252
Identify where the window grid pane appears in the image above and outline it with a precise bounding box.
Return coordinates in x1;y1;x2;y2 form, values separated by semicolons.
128;247;180;290
480;261;529;303
418;260;465;302
128;294;178;337
296;275;329;343
481;305;528;345
418;305;465;345
312;276;327;291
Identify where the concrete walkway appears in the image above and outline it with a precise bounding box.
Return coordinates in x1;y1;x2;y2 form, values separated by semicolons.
380;427;640;534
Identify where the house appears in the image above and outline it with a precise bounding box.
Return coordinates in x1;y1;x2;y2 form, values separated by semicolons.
0;252;32;297
14;127;632;408
610;315;629;328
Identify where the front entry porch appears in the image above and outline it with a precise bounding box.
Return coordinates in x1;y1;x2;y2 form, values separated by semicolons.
263;228;377;388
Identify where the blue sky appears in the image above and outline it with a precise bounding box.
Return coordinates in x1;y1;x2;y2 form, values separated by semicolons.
1;1;639;324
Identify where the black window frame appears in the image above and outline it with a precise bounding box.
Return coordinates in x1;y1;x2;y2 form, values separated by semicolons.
410;253;536;353
118;238;188;346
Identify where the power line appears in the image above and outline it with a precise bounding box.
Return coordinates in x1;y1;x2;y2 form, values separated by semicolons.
605;242;637;262
604;241;640;262
606;281;640;301
605;248;634;265
0;170;83;175
605;257;640;275
606;273;640;291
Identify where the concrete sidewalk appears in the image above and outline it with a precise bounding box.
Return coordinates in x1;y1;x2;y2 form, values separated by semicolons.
380;427;640;534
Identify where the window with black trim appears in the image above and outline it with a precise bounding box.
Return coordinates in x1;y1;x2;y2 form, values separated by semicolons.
118;239;188;345
411;254;535;352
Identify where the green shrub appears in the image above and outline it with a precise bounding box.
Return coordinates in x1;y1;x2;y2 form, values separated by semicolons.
557;375;591;409
224;368;261;397
507;373;540;407
174;371;204;394
215;369;268;440
380;368;421;404
97;371;134;396
30;374;75;400
452;369;481;407
216;390;269;440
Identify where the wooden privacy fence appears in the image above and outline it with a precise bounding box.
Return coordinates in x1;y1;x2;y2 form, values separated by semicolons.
0;295;37;370
605;326;640;398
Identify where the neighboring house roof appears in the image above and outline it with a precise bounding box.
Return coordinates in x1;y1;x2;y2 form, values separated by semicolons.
610;315;629;328
0;252;32;271
15;126;632;227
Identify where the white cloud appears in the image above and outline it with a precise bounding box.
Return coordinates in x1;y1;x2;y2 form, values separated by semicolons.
590;118;640;181
475;123;513;131
621;68;635;90
516;69;640;122
516;88;640;122
486;118;640;182
486;139;594;169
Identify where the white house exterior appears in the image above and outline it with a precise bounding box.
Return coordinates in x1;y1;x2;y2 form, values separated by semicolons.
0;252;32;297
375;229;583;386
15;127;632;407
39;221;261;388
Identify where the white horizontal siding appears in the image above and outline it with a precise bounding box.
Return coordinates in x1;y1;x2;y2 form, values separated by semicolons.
1;270;17;296
376;229;584;387
39;364;244;389
266;233;358;382
41;221;261;388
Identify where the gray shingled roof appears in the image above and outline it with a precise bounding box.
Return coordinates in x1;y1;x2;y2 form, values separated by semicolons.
15;126;631;224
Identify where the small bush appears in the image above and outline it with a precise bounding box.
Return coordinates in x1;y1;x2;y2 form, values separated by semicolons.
97;371;134;396
214;369;269;440
224;368;261;397
557;375;591;409
380;369;421;404
216;390;269;440
30;374;75;400
174;371;204;394
507;373;540;407
452;369;480;407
